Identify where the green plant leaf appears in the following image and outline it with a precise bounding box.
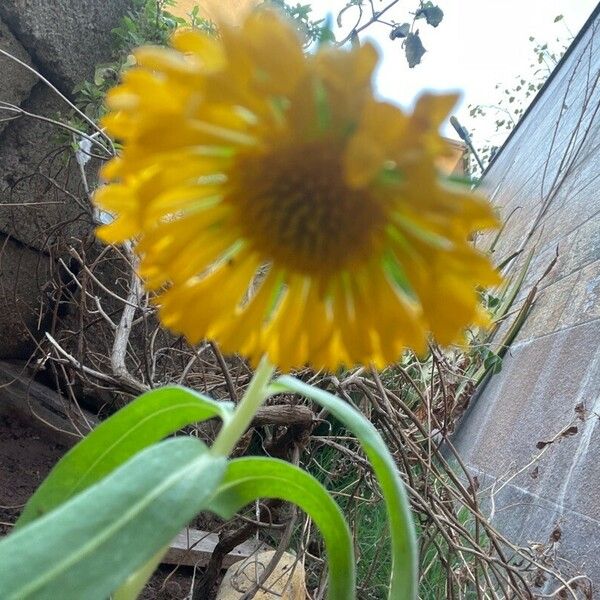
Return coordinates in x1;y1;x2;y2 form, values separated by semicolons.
210;456;354;600
0;437;226;600
271;376;418;600
113;546;168;600
17;386;233;527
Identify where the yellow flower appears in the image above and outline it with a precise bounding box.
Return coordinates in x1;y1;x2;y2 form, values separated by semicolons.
95;10;501;371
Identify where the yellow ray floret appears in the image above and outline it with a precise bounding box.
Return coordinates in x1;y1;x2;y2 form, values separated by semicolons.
94;9;501;371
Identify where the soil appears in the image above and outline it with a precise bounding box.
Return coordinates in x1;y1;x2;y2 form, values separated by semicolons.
0;412;201;599
0;413;65;535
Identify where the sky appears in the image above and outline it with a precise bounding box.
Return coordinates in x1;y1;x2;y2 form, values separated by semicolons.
306;0;597;148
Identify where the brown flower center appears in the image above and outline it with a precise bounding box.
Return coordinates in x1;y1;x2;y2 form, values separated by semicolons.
227;139;386;276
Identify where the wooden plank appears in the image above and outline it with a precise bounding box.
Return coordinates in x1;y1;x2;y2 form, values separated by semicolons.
163;528;271;568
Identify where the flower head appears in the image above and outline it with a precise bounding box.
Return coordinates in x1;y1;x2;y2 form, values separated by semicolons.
95;10;501;371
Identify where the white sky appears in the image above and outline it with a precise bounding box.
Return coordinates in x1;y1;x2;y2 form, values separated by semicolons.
307;0;597;147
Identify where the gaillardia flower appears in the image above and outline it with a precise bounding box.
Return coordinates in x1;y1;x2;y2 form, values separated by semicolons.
95;10;501;371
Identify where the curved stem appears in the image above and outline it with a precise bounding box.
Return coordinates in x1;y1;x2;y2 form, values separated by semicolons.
210;355;275;457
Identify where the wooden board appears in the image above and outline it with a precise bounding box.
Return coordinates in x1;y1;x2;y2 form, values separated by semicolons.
163;528;271;568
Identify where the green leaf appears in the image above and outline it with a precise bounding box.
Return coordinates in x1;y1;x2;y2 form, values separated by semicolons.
0;437;227;600
211;457;355;600
271;376;418;600
317;13;336;46
17;385;233;527
113;546;168;600
483;351;503;374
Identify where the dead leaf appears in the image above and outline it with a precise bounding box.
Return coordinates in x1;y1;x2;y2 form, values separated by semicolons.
390;23;410;40
415;3;444;28
549;525;561;543
405;32;426;68
466;475;480;495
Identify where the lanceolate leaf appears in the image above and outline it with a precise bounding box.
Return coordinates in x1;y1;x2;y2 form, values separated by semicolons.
17;386;233;527
272;376;418;600
113;547;168;600
211;457;355;600
0;437;226;600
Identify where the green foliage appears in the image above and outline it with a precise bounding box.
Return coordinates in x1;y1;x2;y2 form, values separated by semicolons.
0;437;227;599
308;440;392;599
212;457;355;598
72;0;326;123
308;0;445;67
112;0;186;49
73;0;215;122
418;506;484;599
467;15;572;173
273;376;418;600
389;22;410;40
71;0;447;124
0;369;418;599
17;386;233;527
265;0;326;44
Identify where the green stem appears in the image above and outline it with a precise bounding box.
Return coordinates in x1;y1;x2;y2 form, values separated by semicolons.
211;355;276;457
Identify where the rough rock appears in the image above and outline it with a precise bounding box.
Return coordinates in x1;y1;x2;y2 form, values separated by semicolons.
0;83;96;252
0;17;37;135
216;551;306;600
0;80;98;359
0;235;51;358
0;0;134;93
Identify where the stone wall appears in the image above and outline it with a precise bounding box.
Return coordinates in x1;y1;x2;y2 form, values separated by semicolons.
453;7;600;590
0;0;133;357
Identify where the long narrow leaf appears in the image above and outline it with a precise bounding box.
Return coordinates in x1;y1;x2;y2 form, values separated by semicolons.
18;385;233;527
210;456;355;600
0;437;226;600
271;376;417;600
113;546;168;600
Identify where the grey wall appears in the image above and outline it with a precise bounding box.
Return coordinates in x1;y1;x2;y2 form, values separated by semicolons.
453;7;600;593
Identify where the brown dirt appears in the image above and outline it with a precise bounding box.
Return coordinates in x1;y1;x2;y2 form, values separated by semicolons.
0;412;199;598
0;413;66;535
